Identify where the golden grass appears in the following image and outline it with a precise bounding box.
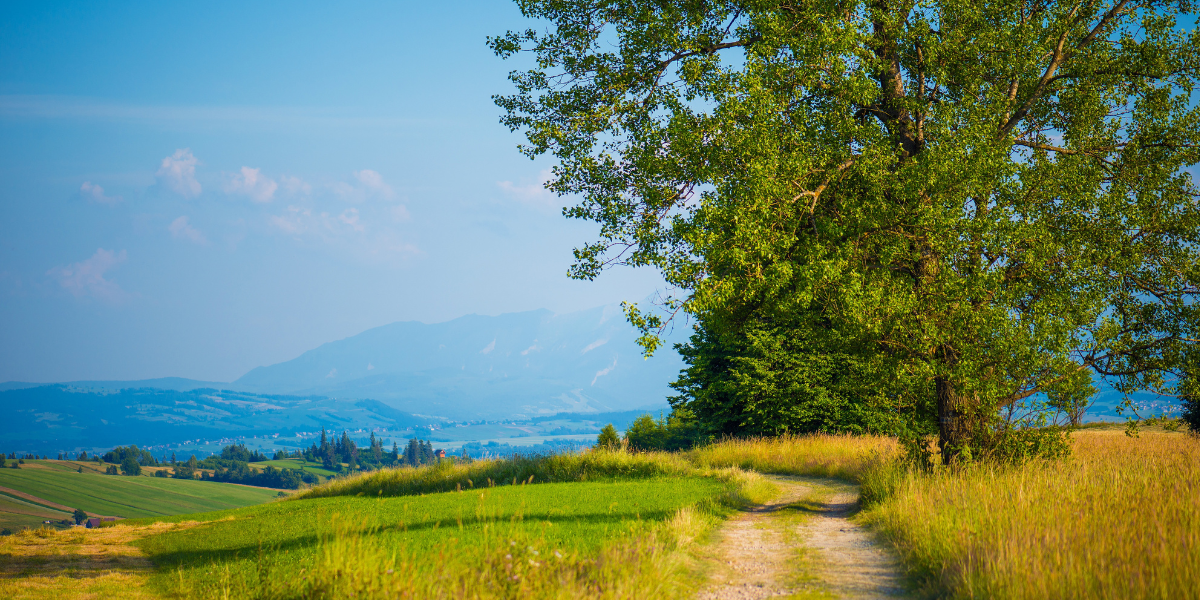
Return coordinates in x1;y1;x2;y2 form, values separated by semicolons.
687;433;900;481
0;522;197;600
293;449;695;500
861;431;1200;599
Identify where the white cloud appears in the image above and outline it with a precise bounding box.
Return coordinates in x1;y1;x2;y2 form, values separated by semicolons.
223;166;278;202
355;169;393;197
390;204;411;222
80;181;121;205
339;208;364;231
581;338;608;353
520;343;539;356
326;368;338;378
280;175;311;195
168;216;208;244
481;339;496;354
592;357;617;385
498;168;558;209
269;205;311;235
47;248;129;302
156;148;202;198
333;169;395;202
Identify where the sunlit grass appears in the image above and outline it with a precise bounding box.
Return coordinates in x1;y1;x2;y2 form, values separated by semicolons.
860;431;1200;599
687;433;900;481
292;449;696;500
125;452;776;600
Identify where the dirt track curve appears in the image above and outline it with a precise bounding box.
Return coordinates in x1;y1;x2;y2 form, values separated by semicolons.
696;476;905;600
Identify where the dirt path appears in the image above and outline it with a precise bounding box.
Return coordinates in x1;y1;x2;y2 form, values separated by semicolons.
696;476;905;600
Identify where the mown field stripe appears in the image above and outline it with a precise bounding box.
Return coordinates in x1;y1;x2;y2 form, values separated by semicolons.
0;485;79;513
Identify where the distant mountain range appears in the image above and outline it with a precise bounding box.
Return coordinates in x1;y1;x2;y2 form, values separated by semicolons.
0;385;433;454
3;303;688;421
231;304;687;419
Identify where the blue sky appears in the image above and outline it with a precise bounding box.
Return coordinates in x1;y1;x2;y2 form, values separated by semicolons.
0;1;665;383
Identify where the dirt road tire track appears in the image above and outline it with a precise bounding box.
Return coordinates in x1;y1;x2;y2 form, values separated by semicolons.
696;475;905;600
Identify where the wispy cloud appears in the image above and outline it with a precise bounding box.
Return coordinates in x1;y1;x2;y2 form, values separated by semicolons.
168;216;208;244
223;166;277;202
581;338;608;353
333;169;396;202
592;357;617;385
79;181;122;205
156;149;201;198
498;168;558;210
47;248;129;303
280;175;311;196
355;169;393;198
339;208;364;231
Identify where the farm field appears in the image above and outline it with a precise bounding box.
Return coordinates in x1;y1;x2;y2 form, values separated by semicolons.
0;461;279;521
250;458;337;477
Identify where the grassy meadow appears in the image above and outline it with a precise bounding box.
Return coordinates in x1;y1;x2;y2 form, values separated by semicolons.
0;460;279;521
1;451;774;599
1;428;1196;599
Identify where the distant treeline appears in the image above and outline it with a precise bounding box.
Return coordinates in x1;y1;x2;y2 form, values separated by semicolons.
301;427;453;470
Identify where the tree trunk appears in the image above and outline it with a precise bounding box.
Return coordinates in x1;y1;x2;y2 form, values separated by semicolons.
936;375;970;464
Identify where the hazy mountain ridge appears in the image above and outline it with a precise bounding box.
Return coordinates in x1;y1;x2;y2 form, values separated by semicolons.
232;304;686;419
0;385;434;454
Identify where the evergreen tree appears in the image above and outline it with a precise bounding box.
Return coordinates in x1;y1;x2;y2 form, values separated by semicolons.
405;439;420;467
596;424;620;450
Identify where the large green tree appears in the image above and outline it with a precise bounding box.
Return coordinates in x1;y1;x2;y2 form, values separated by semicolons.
494;0;1200;460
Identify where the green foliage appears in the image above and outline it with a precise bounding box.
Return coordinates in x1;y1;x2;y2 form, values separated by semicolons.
1180;361;1200;434
201;461;309;489
103;445;156;467
494;0;1200;462
596;424;620;450
218;444;268;463
72;508;87;525
672;322;922;437
624;411;702;451
120;456;142;476
171;455;198;479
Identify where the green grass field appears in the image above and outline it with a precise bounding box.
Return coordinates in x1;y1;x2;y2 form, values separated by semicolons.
0;461;279;520
133;475;732;598
251;458;337;477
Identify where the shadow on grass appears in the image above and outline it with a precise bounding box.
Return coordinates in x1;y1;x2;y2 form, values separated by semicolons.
140;508;677;569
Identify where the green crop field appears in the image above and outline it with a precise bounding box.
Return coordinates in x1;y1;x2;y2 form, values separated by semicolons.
0;461;279;520
135;476;728;598
251;458;337;477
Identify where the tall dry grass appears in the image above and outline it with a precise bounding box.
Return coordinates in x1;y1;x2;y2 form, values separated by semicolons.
861;431;1200;599
294;450;695;500
687;433;900;480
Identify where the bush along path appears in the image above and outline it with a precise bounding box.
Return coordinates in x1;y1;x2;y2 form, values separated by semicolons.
696;475;905;600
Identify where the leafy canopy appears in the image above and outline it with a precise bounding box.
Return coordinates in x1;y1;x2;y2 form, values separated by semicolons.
493;0;1200;455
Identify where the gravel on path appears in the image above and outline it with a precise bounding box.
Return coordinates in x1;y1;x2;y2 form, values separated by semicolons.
695;476;905;600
